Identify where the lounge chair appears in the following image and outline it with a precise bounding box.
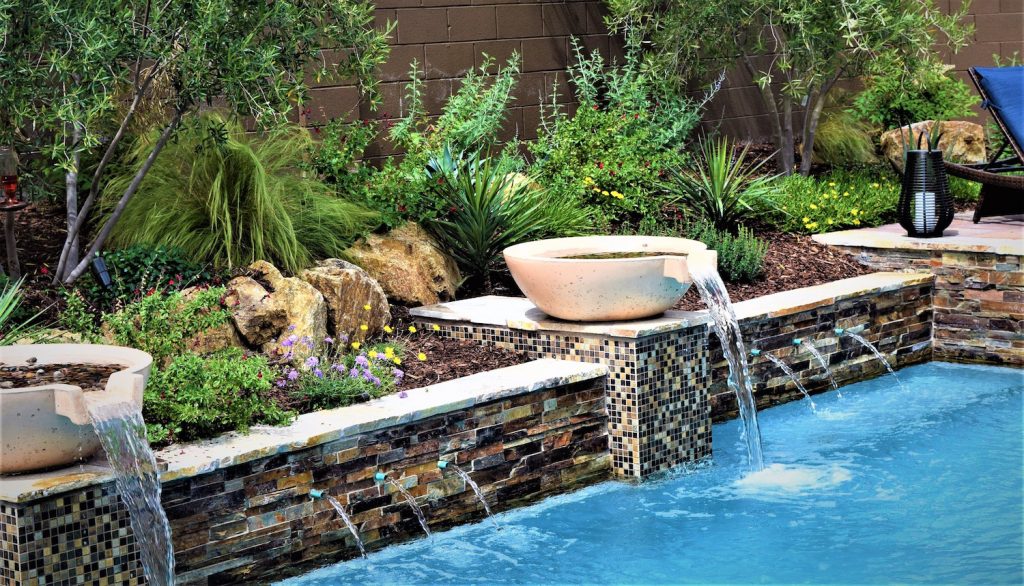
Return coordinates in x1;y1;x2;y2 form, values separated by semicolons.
943;66;1024;223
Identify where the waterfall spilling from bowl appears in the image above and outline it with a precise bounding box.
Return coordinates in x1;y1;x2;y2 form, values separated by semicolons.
504;236;765;470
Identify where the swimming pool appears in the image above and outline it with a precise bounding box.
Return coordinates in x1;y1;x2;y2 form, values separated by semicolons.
281;362;1023;585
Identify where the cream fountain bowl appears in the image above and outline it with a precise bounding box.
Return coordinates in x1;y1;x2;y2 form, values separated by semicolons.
504;235;717;322
0;344;151;475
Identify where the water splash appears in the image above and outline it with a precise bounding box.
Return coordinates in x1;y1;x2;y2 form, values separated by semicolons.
87;401;174;585
759;353;817;412
445;463;499;529
388;479;432;536
690;264;765;471
845;332;905;391
324;495;367;558
801;341;842;398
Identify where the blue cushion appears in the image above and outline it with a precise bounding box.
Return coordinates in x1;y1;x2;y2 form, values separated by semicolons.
974;66;1024;150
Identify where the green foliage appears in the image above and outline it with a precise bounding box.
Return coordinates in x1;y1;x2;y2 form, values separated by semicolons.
306;118;380;199
75;244;220;312
0;278;48;345
275;340;404;412
766;168;900;234
145;349;293;445
58;289;102;343
685;220;767;283
851;59;979;130
949;175;981;205
813;108;877;167
665;138;777;231
100;113;378;273
102;287;229;367
424;147;590;287
530;40;705;230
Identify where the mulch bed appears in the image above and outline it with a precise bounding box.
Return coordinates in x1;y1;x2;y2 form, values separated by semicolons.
1;362;123;391
673;229;870;310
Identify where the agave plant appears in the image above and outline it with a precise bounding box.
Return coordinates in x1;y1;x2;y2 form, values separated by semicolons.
424;146;589;291
0;279;49;346
665;137;778;231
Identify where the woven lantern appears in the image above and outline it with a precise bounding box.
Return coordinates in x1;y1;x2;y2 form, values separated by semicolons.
897;142;954;238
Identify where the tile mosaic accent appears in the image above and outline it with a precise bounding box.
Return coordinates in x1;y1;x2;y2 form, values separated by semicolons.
411;321;711;479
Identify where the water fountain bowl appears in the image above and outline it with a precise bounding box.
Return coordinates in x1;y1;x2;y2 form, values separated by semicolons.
503;236;716;322
0;344;151;475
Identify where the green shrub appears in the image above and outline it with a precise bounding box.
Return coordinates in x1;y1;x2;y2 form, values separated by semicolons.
766;168;900;234
949;175;981;204
100;112;378;273
145;349;293;445
102;287;229;366
812;108;877;167
685;220;767;283
851;59;978;130
58;289;102;343
665;137;777;231
424;147;589;289
0;279;48;345
529;40;704;231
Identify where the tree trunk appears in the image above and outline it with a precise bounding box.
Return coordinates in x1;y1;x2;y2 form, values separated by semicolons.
781;95;795;175
61;110;182;285
62;124;82;279
740;55;792;175
798;82;834;176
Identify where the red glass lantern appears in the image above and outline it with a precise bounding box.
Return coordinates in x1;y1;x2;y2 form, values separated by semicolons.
0;148;18;205
1;175;17;205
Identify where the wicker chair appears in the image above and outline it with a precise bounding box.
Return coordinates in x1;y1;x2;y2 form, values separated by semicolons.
943;66;1024;223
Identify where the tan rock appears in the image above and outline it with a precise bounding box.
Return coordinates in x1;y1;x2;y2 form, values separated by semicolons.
222;277;284;347
346;223;460;306
249;260;328;354
299;259;390;343
880;120;986;170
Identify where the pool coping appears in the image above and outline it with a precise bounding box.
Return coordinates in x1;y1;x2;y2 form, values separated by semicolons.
0;359;608;504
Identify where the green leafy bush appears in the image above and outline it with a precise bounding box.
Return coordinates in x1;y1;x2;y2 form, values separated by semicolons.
812;107;877;167
0;279;48;345
766;168;900;234
307;118;380;201
424;147;589;289
685;220;767;283
58;289;102;342
102;287;229;366
145;349;293;444
100;112;378;273
665;137;777;231
851;59;978;130
530;40;705;231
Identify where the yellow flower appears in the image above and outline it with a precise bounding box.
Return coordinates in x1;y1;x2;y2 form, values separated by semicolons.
432;324;440;331
871;183;880;189
408;325;417;333
828;182;836;187
850;209;859;216
351;342;361;350
806;222;818;230
383;325;393;334
843;191;849;196
827;218;834;225
853;219;861;225
802;216;811;223
417;352;427;361
610;190;623;199
809;203;818;210
583;176;594;185
592;187;601;193
360;324;368;331
602;190;610;196
393;357;402;365
384;346;395;358
363;304;371;311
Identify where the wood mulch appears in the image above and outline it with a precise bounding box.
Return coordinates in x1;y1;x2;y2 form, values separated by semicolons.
1;362;124;391
673;229;870;311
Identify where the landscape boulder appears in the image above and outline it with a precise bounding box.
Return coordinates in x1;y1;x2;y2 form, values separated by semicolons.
222;277;285;347
299;259;390;342
880;120;986;170
345;223;460;306
247;260;328;355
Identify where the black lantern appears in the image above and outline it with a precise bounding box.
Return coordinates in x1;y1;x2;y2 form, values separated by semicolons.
0;147;18;205
897;134;954;238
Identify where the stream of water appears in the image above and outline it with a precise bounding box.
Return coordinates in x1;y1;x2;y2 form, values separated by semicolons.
760;353;816;412
87;401;175;585
802;342;842;398
324;495;367;558
447;464;499;529
846;332;906;391
388;479;432;536
690;264;765;471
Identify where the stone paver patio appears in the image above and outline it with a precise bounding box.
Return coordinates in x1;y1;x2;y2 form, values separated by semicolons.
813;212;1023;255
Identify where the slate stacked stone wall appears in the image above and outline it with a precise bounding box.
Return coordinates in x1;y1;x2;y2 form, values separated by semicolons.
828;247;1022;366
707;277;934;420
0;376;608;585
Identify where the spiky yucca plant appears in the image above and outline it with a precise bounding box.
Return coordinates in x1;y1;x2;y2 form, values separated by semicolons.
100;113;378;273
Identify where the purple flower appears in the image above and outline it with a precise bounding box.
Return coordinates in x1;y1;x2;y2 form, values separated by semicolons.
393;368;404;380
276;379;287;388
371;376;382;387
355;355;369;367
324;337;334;345
332;363;345;372
283;350;293;360
301;336;313;349
281;334;298;348
339;334;350;343
399;391;408;398
287;369;300;381
314;368;324;379
349;367;360;378
288;325;297;331
362;371;374;382
375;352;387;360
305;356;320;368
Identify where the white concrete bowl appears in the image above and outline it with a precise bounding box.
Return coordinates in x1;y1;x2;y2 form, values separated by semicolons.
0;344;151;475
504;235;716;322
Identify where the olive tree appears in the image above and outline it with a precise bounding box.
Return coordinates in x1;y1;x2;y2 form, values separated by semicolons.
0;0;391;283
606;0;971;175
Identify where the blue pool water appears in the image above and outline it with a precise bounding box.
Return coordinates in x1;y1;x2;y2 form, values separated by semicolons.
283;362;1023;585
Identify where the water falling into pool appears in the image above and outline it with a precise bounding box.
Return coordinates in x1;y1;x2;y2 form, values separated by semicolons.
845;331;905;391
87;400;174;585
801;340;842;397
323;495;367;558
387;479;432;536
690;263;764;471
441;462;499;529
758;352;817;412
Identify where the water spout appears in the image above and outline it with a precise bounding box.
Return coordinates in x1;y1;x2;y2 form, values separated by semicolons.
439;461;499;529
318;493;368;558
798;339;842;398
843;331;905;391
754;351;817;412
690;262;765;471
382;476;432;537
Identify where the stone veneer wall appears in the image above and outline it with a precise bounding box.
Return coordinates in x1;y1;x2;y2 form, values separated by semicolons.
407;321;711;480
0;365;608;585
826;247;1022;366
708;276;934;421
